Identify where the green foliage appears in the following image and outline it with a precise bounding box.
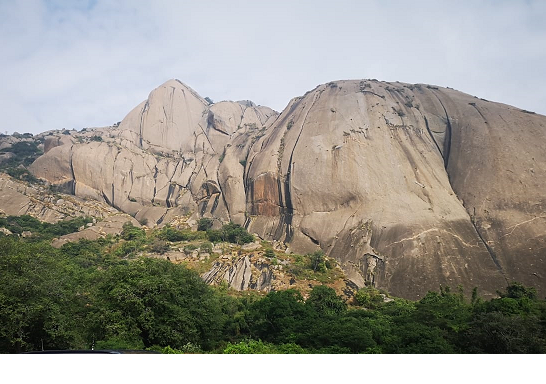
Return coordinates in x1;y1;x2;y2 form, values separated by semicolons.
200;241;213;254
0;141;43;179
223;339;305;354
1;217;545;354
0;215;93;240
354;286;384;309
221;222;254;244
197;218;213;231
306;285;347;316
6;167;40;183
247;289;313;344
206;229;223;243
90;135;103;142
0;237;90;352
287;252;341;283
206;222;253;244
310;250;326;272
88;257;224;350
120;222;145;241
157;225;206;242
149;239;169;254
264;248;275;258
498;281;537;300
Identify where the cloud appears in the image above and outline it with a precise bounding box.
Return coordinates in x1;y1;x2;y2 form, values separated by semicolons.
1;0;545;135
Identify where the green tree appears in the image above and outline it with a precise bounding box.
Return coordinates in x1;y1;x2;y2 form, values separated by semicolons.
354;286;384;309
309;250;326;272
0;237;89;352
248;289;313;344
88;258;224;350
197;218;213;231
120;222;145;241
306;285;347;316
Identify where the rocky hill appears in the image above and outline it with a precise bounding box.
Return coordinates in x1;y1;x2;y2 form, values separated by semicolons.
18;79;546;299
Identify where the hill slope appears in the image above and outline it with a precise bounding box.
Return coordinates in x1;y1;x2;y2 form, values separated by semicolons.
27;79;546;299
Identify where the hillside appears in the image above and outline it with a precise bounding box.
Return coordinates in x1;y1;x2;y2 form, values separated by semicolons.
4;78;546;299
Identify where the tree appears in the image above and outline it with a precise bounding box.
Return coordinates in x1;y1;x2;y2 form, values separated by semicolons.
120;222;145;241
197;218;213;231
309;250;326;272
248;290;312;344
88;258;224;350
354;286;384;309
306;285;347;316
221;222;254;244
0;237;88;352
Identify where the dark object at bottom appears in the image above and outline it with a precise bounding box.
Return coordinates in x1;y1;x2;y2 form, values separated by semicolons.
24;350;160;354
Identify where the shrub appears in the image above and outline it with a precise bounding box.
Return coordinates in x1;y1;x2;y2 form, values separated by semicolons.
149;239;169;254
221;222;254;244
200;241;213;254
206;229;224;243
206;223;253;244
120;222;145;241
264;248;275;258
197;218;213;231
310;250;326;272
158;225;206;242
354;286;384;309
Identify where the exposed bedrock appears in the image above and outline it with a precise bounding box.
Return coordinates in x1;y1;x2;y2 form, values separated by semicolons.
29;79;546;299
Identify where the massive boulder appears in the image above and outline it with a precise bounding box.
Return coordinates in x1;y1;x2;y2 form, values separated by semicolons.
29;79;546;299
30;79;278;226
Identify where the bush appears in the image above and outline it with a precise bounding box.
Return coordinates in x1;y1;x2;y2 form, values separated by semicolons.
206;223;253;244
221;222;253;244
120;222;145;241
200;242;213;254
354;286;384;309
264;248;275;258
310;250;326;272
149;239;169;254
222;339;305;354
206;229;223;243
158;225;206;242
197;218;213;231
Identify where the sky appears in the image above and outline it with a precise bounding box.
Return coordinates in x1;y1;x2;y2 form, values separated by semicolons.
1;0;545;135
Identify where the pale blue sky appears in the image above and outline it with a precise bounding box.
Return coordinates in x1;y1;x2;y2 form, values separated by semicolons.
1;0;545;134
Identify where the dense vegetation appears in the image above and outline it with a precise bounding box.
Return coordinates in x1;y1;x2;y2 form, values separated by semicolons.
1;216;545;354
0;137;43;183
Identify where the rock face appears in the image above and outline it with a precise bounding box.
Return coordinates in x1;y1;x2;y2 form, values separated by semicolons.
28;79;546;299
0;172;140;243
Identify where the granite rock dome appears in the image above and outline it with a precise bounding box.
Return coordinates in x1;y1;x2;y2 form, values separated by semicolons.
29;79;546;299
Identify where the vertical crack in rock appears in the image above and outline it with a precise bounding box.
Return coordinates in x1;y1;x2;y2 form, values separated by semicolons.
216;166;231;220
165;183;174;208
430;92;452;168
152;163;158;204
101;191;111;205
68;144;76;195
281;90;323;242
139;101;149;148
423;115;444;160
165;160;181;208
111;148;121;209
